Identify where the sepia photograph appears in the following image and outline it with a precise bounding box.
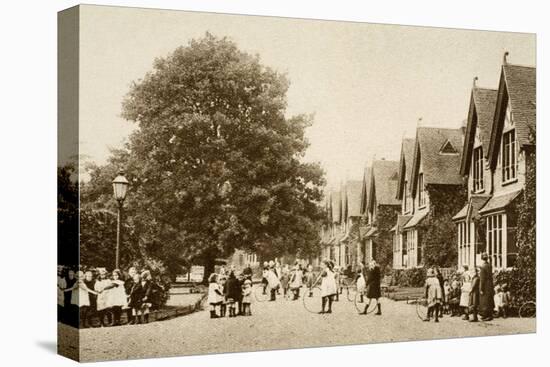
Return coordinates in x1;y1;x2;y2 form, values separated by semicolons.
56;4;536;362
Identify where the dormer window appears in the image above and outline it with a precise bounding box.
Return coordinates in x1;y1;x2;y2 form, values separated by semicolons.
473;146;484;192
440;140;458;155
502;129;517;183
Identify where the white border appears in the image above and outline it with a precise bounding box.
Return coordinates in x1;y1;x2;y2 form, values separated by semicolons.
0;1;546;366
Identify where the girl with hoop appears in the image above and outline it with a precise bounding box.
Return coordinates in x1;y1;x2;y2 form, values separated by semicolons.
319;260;337;314
359;260;381;315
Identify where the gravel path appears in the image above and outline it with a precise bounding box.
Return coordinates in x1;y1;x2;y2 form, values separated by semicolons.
74;287;535;362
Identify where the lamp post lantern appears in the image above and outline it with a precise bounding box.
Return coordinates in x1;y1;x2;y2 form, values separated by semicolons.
112;171;129;270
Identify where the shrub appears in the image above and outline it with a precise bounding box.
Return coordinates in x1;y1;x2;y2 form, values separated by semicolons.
391;268;426;287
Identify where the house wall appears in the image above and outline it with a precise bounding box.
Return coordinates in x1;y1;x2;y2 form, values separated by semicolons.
491;105;527;197
467;124;493;196
479;102;528;270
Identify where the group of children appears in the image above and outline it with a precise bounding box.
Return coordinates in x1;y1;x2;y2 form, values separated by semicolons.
423;266;512;322
57;265;170;327
262;261;314;301
208;271;253;318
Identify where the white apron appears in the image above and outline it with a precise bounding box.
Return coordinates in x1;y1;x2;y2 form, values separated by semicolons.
320;269;337;297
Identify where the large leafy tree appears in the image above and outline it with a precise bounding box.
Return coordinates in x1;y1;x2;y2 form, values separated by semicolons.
58;163;79;266
83;34;325;276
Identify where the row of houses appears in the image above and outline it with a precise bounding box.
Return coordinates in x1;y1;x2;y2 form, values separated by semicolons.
319;54;535;272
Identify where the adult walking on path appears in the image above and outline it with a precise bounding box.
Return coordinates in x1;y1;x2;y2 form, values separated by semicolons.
360;260;381;315
479;253;495;321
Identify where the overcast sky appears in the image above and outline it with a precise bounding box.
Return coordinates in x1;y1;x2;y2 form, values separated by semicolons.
77;5;535;187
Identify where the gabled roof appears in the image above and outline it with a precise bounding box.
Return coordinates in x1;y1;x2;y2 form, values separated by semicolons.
345;180;363;218
331;190;342;224
487;63;536;169
460;87;498;175
359;166;372;215
396;138;415;199
410;127;464;196
368;159;400;212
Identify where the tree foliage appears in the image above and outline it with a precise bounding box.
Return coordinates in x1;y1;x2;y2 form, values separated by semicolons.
420;184;467;267
58;163;79;266
82;34;325;276
512;147;536;302
372;205;400;273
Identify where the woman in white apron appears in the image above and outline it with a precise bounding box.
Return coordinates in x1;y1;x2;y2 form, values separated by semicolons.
319;260;337;314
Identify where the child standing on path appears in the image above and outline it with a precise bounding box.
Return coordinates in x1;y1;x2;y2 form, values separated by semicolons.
218;275;227;317
242;279;253;316
128;273;144;324
224;271;241;317
423;268;443;322
108;269;127;325
208;273;223;318
319;260;337;314
305;264;315;297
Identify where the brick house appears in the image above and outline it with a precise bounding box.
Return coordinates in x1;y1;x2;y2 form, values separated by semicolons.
452;80;497;268
340;180;363;269
319;189;344;264
404;127;466;268
364;159;401;269
392;138;416;269
453;59;535;270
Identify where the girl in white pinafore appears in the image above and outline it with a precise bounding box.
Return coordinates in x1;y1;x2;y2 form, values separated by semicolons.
319;260;337;314
459;266;472;320
70;270;98;327
94;268;113;325
107;269;127;325
207;273;223;318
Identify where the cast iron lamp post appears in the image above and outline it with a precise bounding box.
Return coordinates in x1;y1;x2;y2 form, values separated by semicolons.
112;171;129;270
